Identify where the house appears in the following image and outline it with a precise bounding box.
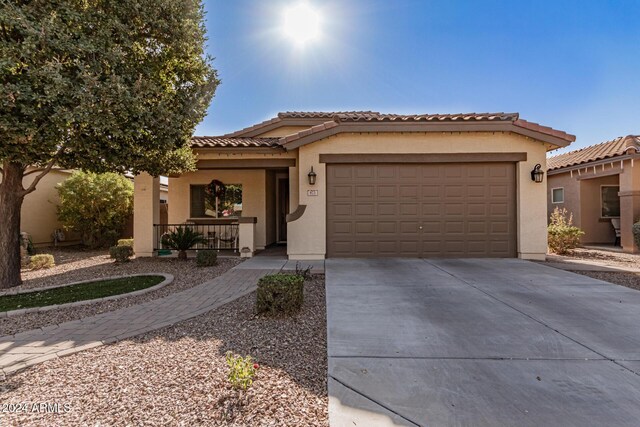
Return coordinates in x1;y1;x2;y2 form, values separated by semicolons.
20;169;168;247
133;111;575;260
547;135;640;252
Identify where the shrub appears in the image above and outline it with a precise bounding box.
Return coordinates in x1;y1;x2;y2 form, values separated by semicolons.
256;273;304;315
225;352;259;390
160;226;206;260
30;254;55;270
196;250;217;267
110;245;134;263
295;262;313;279
117;239;134;247
633;222;640;249
56;171;133;248
548;207;585;255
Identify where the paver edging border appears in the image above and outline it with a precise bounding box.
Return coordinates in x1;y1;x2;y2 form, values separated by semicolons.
0;273;174;318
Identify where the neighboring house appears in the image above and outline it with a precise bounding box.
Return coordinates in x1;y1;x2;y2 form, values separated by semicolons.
21;168;80;247
19;169;168;246
133;111;574;260
547;135;640;252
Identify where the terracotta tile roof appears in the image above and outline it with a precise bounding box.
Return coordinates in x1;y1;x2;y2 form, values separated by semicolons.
198;111;576;149
548;135;640;170
278;111;380;119
191;136;281;148
333;112;519;122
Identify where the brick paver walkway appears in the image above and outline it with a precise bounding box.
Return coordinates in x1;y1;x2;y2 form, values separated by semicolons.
0;264;279;378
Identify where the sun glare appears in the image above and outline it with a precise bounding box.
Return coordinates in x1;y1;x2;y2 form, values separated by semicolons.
282;3;322;46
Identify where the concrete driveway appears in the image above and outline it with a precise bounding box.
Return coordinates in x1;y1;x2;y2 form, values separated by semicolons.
326;258;640;427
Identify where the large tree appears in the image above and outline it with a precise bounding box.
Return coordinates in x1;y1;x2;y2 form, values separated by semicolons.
0;0;219;287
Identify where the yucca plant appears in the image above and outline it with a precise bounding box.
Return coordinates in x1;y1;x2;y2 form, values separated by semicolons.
160;226;206;260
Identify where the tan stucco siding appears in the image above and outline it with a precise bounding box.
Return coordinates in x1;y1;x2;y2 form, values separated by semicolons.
547;172;582;227
579;174;619;244
168;170;269;249
286;131;550;260
20;170;80;246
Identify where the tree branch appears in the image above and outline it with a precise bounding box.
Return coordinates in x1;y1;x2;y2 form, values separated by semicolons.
23;167;69;177
20;158;59;196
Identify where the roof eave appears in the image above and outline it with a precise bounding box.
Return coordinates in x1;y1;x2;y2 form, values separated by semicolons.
281;121;574;151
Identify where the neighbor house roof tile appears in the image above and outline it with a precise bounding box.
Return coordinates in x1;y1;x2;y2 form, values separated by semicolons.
547;135;640;170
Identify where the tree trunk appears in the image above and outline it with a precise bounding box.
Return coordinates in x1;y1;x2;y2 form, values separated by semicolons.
0;162;26;288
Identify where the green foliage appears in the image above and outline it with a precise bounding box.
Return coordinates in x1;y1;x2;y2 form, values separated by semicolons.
29;254;55;270
56;172;133;248
161;226;206;259
196;250;218;267
633;223;640;249
256;274;304;315
117;239;134;247
548;207;585;255
110;245;134;263
0;0;218;175
225;352;258;390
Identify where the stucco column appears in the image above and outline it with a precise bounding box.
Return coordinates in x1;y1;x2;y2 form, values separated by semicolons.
134;173;160;257
619;163;640;253
238;217;257;258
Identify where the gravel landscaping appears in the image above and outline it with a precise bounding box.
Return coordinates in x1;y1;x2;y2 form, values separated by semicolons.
1;247;242;336
572;271;640;292
0;275;328;427
561;247;640;269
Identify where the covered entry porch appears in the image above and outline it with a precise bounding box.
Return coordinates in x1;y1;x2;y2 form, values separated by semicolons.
133;157;294;258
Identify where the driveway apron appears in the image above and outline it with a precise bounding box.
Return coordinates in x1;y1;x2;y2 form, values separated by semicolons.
326;258;640;427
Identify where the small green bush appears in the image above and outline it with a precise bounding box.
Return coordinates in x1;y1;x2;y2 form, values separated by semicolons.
256;273;304;315
225;351;259;390
30;254;55;270
161;226;206;260
196;250;217;267
117;239;134;247
548;207;585;255
110;245;134;263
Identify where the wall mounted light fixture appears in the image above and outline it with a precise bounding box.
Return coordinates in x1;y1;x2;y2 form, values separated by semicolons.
531;164;544;183
308;167;317;185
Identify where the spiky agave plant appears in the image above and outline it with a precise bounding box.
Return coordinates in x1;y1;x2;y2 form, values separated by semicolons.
161;226;207;260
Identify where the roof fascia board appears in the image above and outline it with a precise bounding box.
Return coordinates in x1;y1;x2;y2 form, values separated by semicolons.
193;147;286;154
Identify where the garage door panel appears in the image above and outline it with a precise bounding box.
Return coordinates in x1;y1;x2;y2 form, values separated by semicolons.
327;163;516;258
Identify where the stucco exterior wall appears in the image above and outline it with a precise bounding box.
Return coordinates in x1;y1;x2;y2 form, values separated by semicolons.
286;131;550;260
579;174;619;244
20;170;80;246
168;169;269;249
547;172;581;227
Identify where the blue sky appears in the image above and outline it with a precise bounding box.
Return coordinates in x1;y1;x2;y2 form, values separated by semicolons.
196;0;640;154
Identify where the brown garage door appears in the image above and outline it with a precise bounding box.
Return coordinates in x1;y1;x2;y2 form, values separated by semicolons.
326;163;517;258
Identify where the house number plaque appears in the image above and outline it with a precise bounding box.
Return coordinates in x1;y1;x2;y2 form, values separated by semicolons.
307;190;319;196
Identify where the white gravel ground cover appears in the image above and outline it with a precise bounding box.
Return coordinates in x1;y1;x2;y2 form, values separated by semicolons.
1;247;242;336
0;276;328;427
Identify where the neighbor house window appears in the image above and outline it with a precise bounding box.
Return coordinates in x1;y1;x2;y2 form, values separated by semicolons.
601;185;620;218
551;187;564;204
190;184;242;218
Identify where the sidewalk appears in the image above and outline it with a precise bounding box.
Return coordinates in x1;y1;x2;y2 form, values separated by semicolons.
0;256;316;378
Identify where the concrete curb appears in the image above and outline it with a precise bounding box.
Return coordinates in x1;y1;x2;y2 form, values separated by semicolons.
0;274;174;318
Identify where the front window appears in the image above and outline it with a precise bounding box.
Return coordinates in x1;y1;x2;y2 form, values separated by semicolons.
190;183;242;218
601;185;620;218
551;187;564;204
